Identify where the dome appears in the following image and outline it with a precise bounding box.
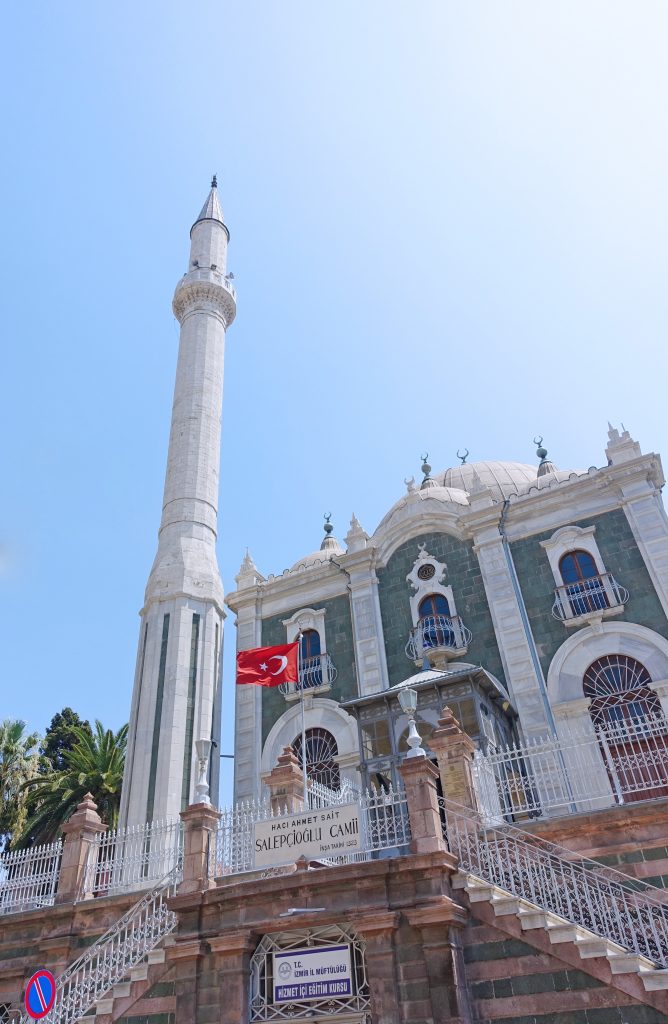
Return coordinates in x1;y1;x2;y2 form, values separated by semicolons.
290;534;344;571
438;461;539;500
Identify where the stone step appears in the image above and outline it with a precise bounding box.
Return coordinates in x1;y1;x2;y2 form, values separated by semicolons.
451;871;468;890
147;947;166;965
546;922;582;944
112;982;132;999
129;964;149;982
574;936;619;959
94;998;114;1015
641;968;668;991
464;880;501;903
490;893;521;916
518;908;548;930
607;952;657;975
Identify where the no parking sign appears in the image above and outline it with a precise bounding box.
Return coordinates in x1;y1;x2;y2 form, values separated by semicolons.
24;970;56;1020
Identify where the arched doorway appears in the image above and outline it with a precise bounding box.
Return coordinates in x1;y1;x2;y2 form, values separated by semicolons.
583;654;668;801
293;727;341;792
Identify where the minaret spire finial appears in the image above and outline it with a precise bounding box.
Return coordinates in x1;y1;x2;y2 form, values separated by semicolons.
211;174;218;188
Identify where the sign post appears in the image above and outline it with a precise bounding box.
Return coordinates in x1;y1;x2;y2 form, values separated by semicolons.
24;970;56;1020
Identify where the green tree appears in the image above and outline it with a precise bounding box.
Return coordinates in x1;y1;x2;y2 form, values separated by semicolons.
39;707;93;772
0;719;40;851
16;720;128;847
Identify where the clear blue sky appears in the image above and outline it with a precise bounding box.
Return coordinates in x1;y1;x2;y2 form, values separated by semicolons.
1;2;667;805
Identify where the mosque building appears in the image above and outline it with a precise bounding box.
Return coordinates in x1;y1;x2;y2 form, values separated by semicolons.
2;182;668;1024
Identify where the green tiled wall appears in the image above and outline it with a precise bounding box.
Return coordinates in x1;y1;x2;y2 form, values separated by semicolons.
510;508;668;678
261;593;356;745
376;531;506;688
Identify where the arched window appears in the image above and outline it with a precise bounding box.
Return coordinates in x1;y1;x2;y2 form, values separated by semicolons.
559;550;608;616
418;594;450;618
418;593;453;649
299;629;322;687
300;629;321;659
583;655;658;729
583;655;668;803
293;727;340;791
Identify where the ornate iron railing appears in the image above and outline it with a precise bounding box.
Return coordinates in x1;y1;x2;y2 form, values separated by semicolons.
442;798;668;967
22;867;180;1024
82;817;182;898
209;785;410;879
405;614;472;661
279;654;337;697
0;840;62;915
472;716;668;823
552;572;629;621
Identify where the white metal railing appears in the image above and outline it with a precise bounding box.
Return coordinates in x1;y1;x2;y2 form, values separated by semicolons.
307;777;361;809
443;798;668;967
209;784;410;878
473;716;668;823
23;866;180;1024
552;572;629;621
405;614;472;661
0;840;62;915
279;654;337;697
82;818;182;898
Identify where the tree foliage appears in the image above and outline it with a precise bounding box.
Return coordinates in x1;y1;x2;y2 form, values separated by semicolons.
16;720;128;848
39;707;92;773
0;720;40;851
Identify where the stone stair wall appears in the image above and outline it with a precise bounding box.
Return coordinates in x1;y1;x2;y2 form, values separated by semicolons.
458;878;668;1022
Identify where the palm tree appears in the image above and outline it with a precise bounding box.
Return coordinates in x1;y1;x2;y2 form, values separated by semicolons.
16;721;128;847
0;719;40;851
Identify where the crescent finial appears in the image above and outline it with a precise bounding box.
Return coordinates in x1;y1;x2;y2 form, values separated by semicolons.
457;448;469;465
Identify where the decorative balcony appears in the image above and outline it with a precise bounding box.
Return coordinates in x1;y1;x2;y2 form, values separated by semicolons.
279;653;338;699
552;572;629;625
405;613;472;666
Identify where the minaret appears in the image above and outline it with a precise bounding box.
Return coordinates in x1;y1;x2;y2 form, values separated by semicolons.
119;178;236;827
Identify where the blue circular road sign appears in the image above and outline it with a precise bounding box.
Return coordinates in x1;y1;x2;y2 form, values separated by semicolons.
25;970;56;1020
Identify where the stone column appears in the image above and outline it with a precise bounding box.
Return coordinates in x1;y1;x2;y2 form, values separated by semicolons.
471;514;553;739
56;793;107;903
208;932;257;1024
353;911;400;1024
338;540;391;697
398;755;447;855
266;746;305;815
167;940;207;1024
179;802;222;894
430;707;477;811
404;904;472;1024
650;679;668;721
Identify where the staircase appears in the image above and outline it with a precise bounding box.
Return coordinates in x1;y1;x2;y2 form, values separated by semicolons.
444;799;668;1000
21;868;179;1024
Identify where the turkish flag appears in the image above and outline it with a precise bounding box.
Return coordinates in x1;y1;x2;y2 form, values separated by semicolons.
236;642;299;687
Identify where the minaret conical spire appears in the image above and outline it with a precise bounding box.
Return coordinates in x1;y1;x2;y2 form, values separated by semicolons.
192;174;226;230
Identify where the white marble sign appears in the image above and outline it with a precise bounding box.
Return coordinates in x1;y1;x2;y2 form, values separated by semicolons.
253;804;361;867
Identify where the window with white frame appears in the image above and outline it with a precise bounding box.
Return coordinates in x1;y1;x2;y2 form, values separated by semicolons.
540;526;628;623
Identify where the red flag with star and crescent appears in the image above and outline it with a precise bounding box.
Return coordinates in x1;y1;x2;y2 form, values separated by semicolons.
236;642;299;687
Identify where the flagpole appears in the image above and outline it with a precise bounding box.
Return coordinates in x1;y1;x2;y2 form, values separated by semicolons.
296;631;308;807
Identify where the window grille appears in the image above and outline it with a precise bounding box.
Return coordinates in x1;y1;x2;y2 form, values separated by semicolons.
293;728;340;791
583;655;659;728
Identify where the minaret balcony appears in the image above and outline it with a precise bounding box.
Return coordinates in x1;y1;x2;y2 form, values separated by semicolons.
279;654;338;700
551;572;629;626
405;614;472;668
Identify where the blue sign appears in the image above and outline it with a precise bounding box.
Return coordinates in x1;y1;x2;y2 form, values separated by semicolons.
25;970;56;1020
